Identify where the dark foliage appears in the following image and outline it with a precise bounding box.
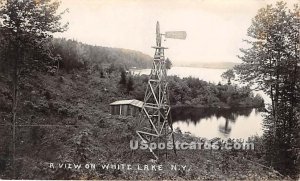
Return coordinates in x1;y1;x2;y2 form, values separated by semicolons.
51;38;152;71
131;75;264;108
119;70;127;85
126;76;134;93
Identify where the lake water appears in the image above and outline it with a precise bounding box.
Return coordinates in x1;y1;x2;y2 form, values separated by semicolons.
171;107;264;139
132;66;265;139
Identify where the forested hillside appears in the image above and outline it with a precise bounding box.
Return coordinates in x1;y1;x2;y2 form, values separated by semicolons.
51;38;152;71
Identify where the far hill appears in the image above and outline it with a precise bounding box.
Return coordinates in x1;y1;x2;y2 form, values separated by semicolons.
180;62;240;69
52;38;152;71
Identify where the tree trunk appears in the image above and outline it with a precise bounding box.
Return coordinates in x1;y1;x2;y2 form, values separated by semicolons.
11;44;20;179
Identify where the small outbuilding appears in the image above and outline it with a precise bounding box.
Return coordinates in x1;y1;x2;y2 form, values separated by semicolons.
109;99;144;117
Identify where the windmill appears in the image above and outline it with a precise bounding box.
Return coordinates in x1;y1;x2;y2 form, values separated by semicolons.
136;21;186;160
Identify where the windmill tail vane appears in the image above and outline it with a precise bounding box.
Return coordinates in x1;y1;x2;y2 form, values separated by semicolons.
164;31;187;39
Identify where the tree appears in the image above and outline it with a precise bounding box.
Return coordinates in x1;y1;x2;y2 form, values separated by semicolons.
234;2;300;177
0;0;68;177
119;69;127;85
127;76;134;93
221;69;235;85
165;58;172;69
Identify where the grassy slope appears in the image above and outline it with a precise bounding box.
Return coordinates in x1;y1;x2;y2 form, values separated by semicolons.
0;69;282;179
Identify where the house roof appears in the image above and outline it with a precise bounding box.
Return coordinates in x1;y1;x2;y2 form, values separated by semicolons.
110;99;144;108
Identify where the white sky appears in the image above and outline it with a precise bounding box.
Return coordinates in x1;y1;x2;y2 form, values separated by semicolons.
55;0;299;65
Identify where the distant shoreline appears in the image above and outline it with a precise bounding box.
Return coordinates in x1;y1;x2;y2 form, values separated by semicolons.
131;62;240;70
175;62;240;69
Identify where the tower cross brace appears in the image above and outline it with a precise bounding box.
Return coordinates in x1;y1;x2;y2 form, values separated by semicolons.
136;21;176;160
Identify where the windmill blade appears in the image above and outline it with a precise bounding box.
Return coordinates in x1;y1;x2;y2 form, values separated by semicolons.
165;31;187;39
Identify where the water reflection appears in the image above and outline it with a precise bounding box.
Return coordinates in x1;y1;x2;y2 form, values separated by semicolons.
171;107;263;139
218;118;232;136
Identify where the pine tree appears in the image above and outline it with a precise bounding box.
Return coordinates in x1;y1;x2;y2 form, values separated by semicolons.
119;69;127;85
127;76;134;93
